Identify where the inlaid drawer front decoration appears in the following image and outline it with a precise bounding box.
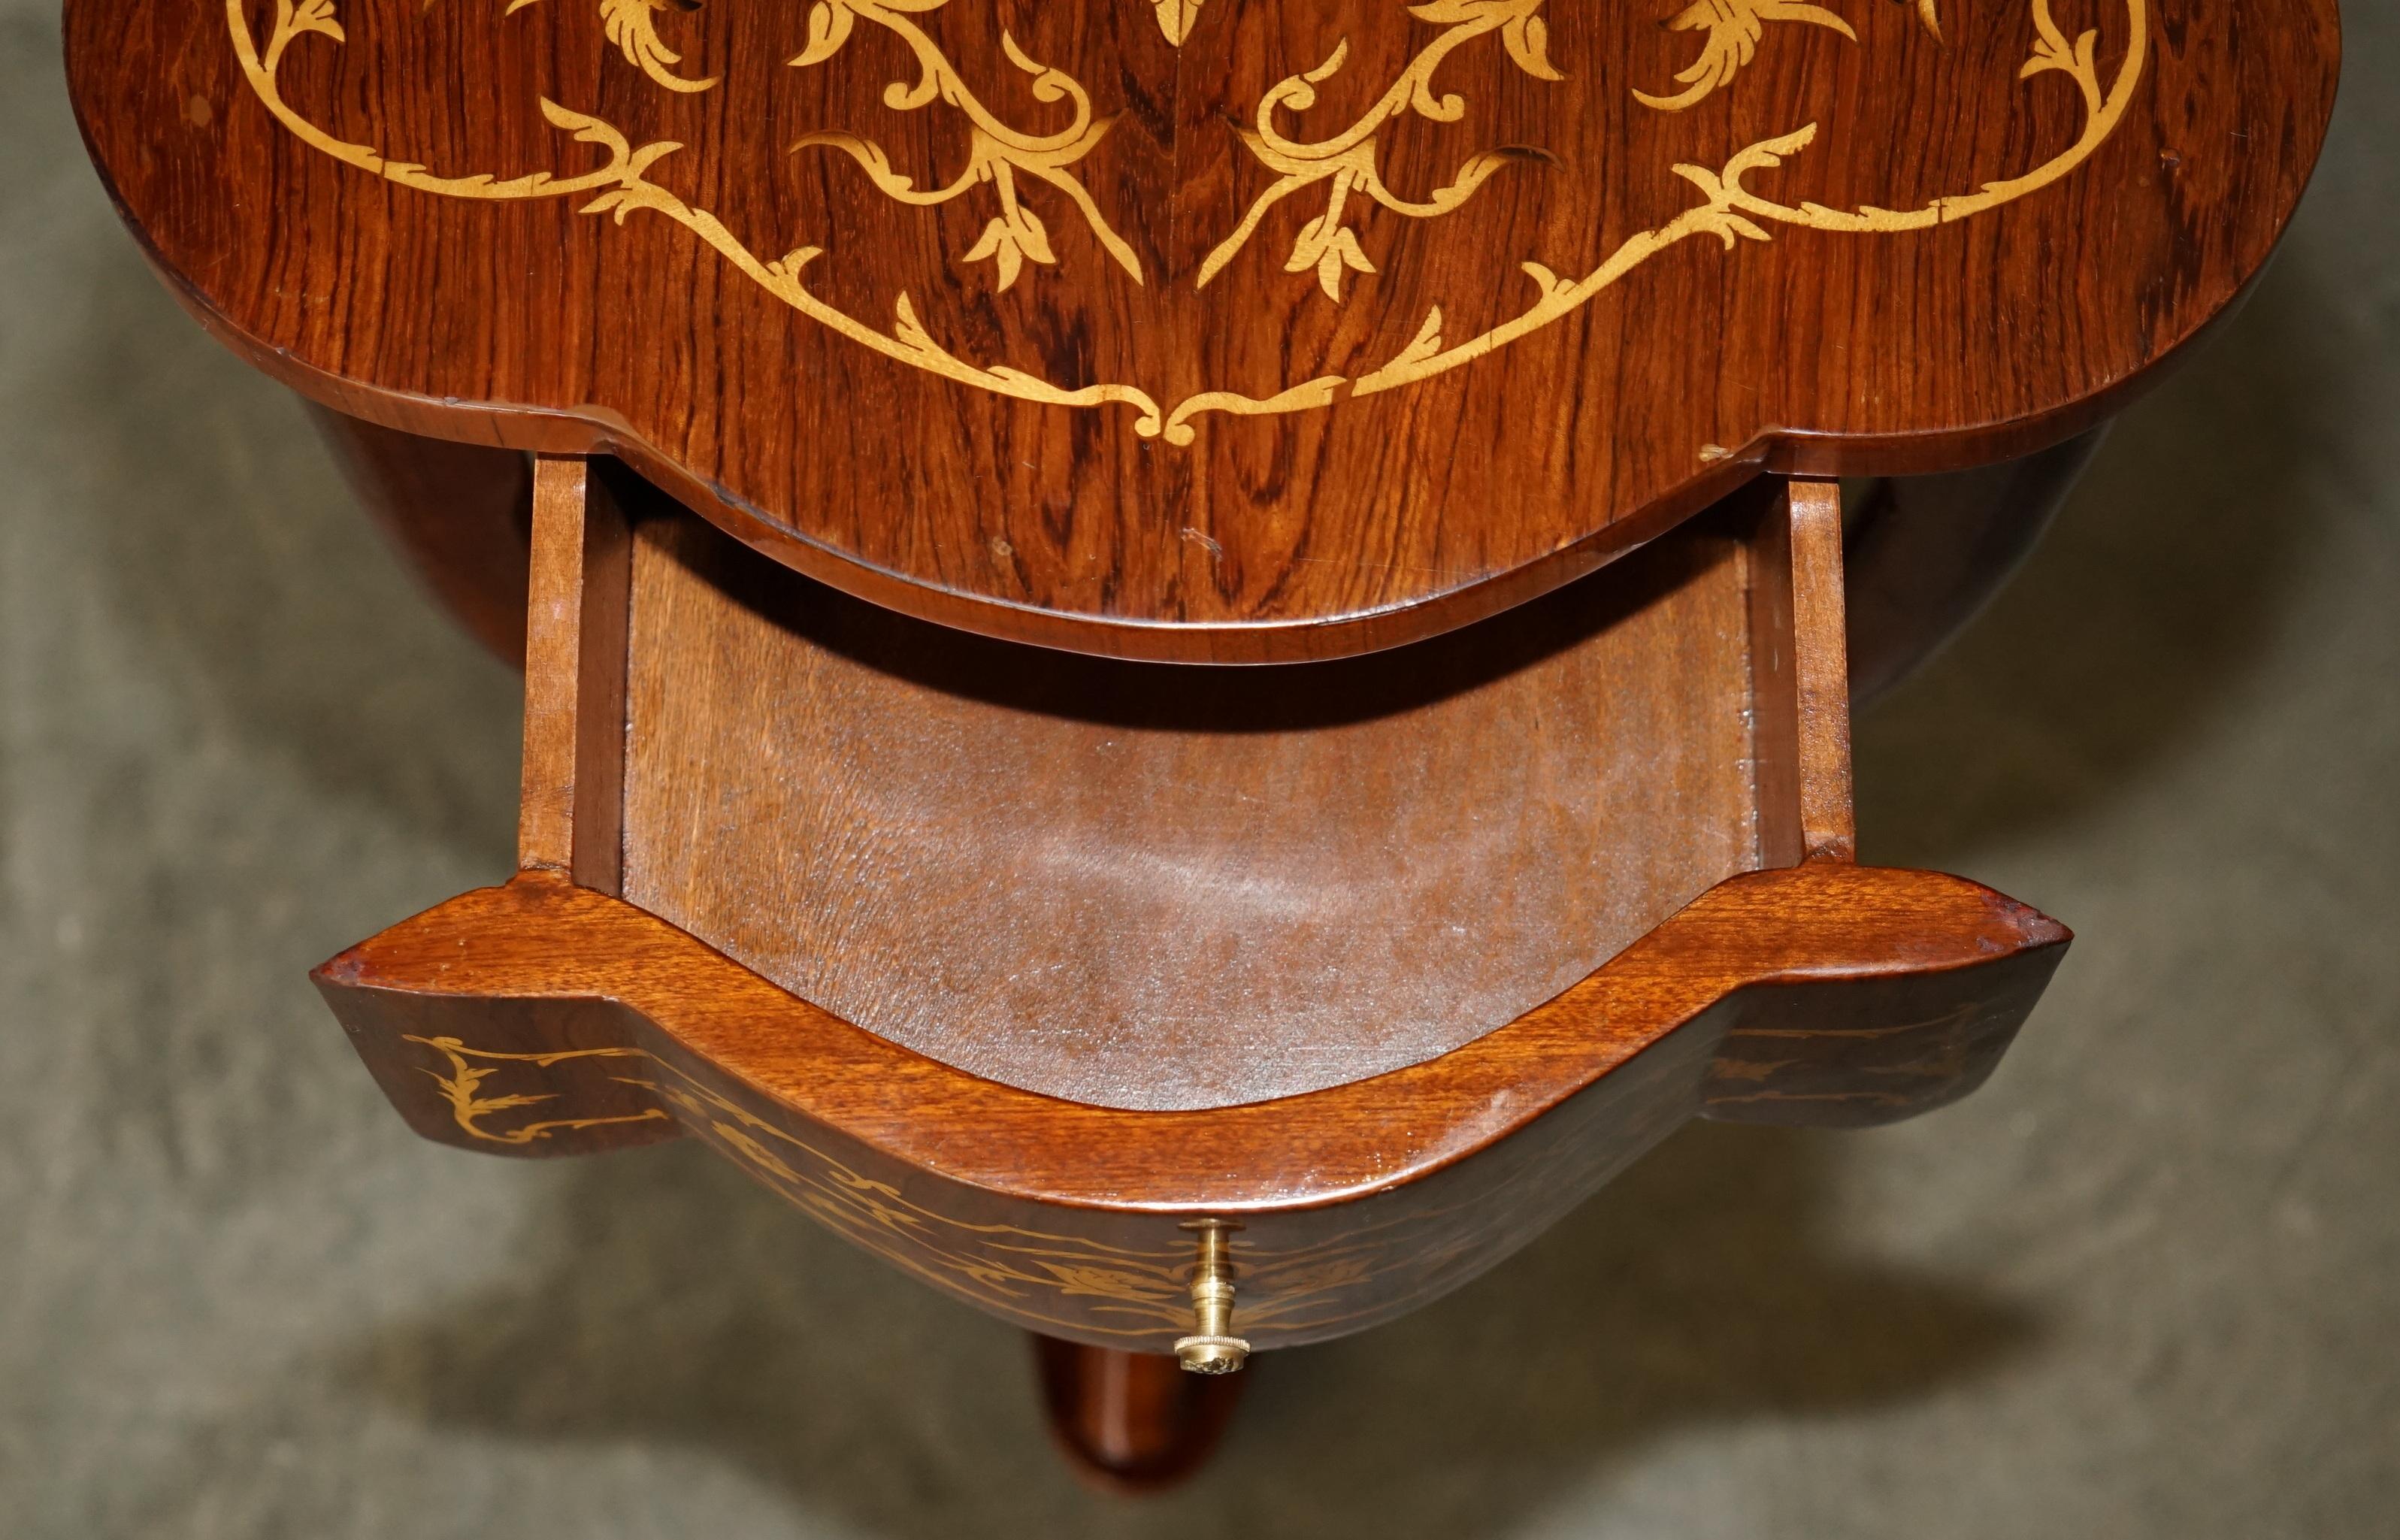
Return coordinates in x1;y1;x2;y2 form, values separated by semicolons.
398;1032;1197;1336
228;0;2146;444
397;1031;1525;1343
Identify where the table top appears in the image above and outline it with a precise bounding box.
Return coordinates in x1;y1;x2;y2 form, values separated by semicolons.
68;0;2338;661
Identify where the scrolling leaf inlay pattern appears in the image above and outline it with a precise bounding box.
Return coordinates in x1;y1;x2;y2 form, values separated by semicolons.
501;0;718;95
1196;0;1565;301
1634;0;1941;113
788;0;1143;290
1636;0;1856;112
401;1033;673;1145
392;1032;1479;1340
226;0;2147;446
1152;0;1205;45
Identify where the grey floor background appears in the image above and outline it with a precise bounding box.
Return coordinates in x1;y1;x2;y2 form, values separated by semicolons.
4;2;2394;1534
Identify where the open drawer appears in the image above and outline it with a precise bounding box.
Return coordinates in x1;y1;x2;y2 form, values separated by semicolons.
314;459;2067;1357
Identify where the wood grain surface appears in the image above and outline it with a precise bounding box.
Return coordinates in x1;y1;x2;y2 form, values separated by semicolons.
518;457;631;891
1842;426;2107;702
67;0;2338;661
314;861;2068;1349
1032;1337;1245;1492
307;406;534;668
616;484;1793;1109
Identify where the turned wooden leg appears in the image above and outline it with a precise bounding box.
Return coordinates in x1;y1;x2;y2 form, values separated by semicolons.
307;401;535;669
1844;427;2108;703
1031;1336;1245;1493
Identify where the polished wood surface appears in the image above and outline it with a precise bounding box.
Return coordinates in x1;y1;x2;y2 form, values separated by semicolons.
1034;1338;1245;1492
1745;474;1854;868
307;406;534;669
68;0;2338;660
1787;479;1854;861
64;0;2326;1484
315;861;2066;1348
617;480;1796;1109
519;458;632;892
306;460;2072;1357
315;402;2112;704
1844;428;2108;703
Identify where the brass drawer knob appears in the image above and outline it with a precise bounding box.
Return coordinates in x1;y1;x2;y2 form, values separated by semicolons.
1172;1220;1250;1375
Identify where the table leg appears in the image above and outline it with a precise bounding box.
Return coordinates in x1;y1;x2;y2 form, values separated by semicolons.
1031;1335;1246;1493
307;401;534;669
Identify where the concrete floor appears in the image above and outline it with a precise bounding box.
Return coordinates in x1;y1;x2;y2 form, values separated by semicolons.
4;3;2394;1535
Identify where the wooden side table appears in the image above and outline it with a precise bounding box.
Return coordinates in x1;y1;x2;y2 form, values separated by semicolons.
67;0;2336;1488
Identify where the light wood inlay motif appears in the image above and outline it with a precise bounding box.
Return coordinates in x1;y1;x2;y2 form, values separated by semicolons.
595;0;716;92
390;1028;1528;1342
1152;0;1205;44
1194;0;1564;301
403;1033;671;1145
1635;0;1877;112
495;0;725;95
226;0;2147;443
788;0;1143;289
319;863;2072;1348
587;0;718;93
399;1033;1194;1336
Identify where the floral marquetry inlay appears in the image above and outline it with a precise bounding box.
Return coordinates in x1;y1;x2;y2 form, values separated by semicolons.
1194;1;1564;302
225;0;2149;445
389;1030;1541;1343
788;1;1143;290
